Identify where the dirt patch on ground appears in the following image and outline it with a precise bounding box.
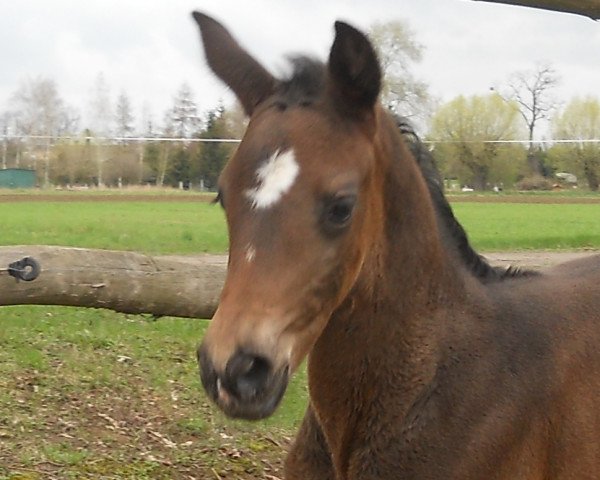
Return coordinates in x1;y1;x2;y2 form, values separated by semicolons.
0;194;213;203
485;250;599;270
0;192;599;204
447;195;600;204
173;251;600;272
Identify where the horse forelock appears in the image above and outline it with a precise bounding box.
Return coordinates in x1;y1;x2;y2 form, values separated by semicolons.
274;56;326;108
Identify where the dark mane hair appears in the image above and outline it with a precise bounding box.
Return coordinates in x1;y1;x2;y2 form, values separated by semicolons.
277;57;534;282
395;116;536;282
276;57;326;108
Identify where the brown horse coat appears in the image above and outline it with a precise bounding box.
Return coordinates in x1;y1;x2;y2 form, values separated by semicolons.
191;12;600;479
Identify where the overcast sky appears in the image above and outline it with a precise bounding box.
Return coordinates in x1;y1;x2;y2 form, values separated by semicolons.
1;0;599;134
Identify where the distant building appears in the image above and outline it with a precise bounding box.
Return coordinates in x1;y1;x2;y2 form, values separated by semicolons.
0;169;37;189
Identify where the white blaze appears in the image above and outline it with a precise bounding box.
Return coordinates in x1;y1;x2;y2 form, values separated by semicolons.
245;149;299;209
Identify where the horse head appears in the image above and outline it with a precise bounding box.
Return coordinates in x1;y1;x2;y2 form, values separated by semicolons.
192;12;399;420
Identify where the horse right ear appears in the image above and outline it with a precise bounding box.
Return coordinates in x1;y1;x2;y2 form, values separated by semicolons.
328;21;381;117
192;12;276;116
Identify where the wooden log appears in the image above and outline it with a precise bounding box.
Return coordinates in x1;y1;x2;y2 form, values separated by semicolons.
1;246;594;320
0;246;226;319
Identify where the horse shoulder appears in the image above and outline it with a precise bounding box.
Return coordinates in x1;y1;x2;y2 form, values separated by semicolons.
396;267;600;479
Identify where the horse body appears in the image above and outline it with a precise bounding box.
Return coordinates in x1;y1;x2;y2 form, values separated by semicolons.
190;12;600;479
289;108;600;480
297;258;600;479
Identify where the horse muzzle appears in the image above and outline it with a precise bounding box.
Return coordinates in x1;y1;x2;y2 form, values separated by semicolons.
197;345;290;420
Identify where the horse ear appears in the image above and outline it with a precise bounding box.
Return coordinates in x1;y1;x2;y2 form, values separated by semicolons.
328;21;381;116
192;12;276;116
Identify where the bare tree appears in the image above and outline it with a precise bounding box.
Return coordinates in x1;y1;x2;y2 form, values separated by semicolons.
221;101;248;139
114;91;135;138
139;101;155;137
135;102;158;185
368;21;431;125
500;63;559;175
154;118;176;187
165;83;200;139
0;111;10;169
87;73;113;187
11;77;64;137
87;73;112;136
472;0;600;20
110;91;138;187
58;106;81;136
10;77;67;186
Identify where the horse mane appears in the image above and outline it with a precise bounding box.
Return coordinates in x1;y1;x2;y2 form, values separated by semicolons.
276;57;536;283
395;116;537;283
277;57;325;107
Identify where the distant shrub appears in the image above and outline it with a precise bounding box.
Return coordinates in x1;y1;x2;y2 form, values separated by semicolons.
515;175;554;191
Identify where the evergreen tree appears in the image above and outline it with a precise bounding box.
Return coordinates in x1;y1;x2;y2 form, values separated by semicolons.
195;105;235;190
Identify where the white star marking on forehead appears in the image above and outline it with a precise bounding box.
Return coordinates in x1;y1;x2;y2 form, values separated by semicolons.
245;149;300;209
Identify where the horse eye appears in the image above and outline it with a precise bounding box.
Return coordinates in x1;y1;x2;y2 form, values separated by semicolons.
324;196;356;229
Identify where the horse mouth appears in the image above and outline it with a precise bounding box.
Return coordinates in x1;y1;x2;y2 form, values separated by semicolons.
218;373;288;420
198;348;290;420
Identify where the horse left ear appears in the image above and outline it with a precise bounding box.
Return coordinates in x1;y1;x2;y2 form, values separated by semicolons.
192;12;276;116
328;21;381;116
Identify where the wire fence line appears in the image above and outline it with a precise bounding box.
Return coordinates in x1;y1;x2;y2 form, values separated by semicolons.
4;135;600;145
3;135;242;144
425;139;600;145
2;133;598;190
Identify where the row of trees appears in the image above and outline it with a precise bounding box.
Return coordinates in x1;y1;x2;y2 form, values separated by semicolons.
371;22;599;191
1;21;598;191
429;94;600;191
0;73;246;189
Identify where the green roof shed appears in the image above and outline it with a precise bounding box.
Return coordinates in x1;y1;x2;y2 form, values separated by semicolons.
0;169;37;188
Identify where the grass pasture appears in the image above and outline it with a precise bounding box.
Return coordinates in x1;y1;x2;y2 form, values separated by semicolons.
452;202;600;251
0;200;228;255
0;194;600;254
0;191;599;478
0;307;307;479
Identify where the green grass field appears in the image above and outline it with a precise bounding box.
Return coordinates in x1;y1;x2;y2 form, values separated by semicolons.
452;203;600;251
1;199;600;254
1;193;599;478
0;306;306;479
0;201;228;254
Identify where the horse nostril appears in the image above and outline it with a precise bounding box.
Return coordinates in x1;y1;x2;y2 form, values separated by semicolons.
224;351;272;401
197;344;219;398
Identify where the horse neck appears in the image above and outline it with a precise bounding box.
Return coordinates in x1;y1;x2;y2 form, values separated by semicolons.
311;111;464;384
307;113;467;467
358;111;462;329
